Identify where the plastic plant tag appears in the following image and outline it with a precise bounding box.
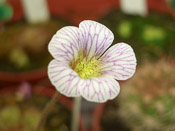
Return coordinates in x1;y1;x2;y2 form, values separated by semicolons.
21;0;50;23
120;0;148;16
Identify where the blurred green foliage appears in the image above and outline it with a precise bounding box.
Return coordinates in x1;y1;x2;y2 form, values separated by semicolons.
117;20;132;39
101;60;175;131
118;60;175;131
0;95;70;131
0;19;69;72
168;0;175;9
100;10;175;64
0;3;13;21
0;105;20;129
142;25;166;45
9;48;30;69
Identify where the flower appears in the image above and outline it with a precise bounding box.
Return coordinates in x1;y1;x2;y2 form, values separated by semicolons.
48;20;137;103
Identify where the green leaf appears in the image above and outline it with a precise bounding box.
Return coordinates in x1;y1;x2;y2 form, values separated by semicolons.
117;20;132;39
0;3;13;21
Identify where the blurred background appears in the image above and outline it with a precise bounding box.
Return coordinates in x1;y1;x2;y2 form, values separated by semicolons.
0;0;175;131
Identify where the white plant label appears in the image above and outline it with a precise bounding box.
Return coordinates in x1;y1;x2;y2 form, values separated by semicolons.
120;0;148;16
22;0;50;23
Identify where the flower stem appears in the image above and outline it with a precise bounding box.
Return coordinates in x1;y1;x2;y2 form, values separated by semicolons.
71;97;82;131
36;91;59;131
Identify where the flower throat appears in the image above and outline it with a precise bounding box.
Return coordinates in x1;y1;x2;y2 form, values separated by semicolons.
70;56;101;79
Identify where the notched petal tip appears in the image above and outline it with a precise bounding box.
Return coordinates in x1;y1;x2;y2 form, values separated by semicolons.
79;20;114;59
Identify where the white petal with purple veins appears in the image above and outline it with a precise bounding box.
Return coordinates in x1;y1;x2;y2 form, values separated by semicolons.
79;75;120;103
48;60;83;97
79;20;114;60
48;26;81;64
100;43;137;80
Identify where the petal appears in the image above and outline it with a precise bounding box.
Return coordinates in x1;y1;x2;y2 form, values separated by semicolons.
100;43;137;80
48;26;81;64
48;59;83;97
79;20;114;60
79;75;120;103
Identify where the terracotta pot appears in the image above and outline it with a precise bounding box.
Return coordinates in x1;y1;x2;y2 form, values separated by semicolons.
147;0;171;13
0;85;86;131
0;68;48;87
7;0;171;25
47;0;119;25
7;0;119;25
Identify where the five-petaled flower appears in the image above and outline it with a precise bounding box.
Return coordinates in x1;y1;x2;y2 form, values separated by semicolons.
48;20;137;103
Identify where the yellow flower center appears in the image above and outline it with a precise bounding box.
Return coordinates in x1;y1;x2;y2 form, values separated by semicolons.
70;56;101;79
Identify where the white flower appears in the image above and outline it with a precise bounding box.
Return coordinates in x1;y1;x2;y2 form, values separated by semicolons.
48;20;137;103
